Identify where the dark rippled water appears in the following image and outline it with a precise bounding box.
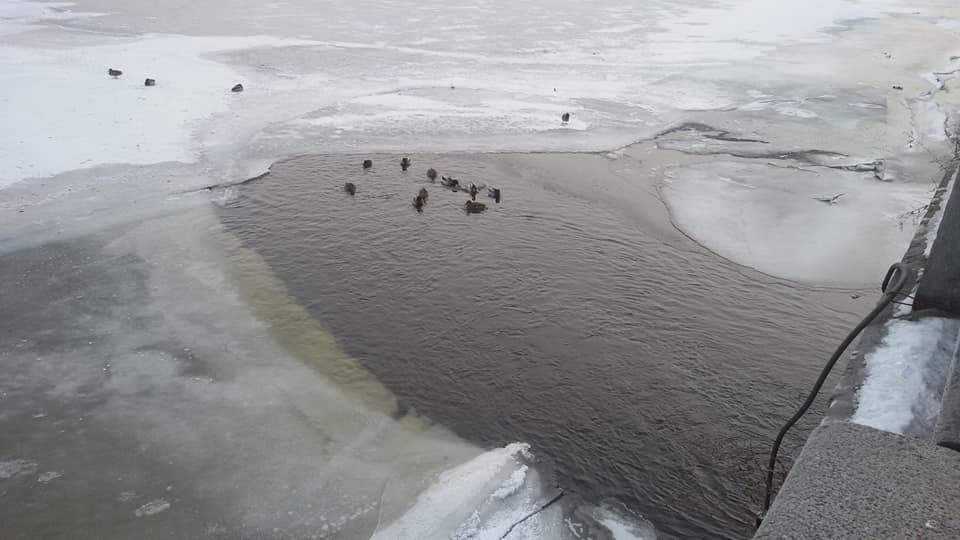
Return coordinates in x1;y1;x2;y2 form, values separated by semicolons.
218;152;864;539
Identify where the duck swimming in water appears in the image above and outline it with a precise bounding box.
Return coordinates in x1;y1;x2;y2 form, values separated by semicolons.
231;83;244;92
464;200;487;214
487;187;501;203
363;159;373;169
418;188;428;201
413;194;426;212
108;68;122;78
427;168;438;181
441;176;460;190
469;183;479;201
561;112;570;123
344;182;356;195
401;157;411;171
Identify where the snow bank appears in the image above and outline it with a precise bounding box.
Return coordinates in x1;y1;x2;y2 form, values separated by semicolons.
853;317;960;435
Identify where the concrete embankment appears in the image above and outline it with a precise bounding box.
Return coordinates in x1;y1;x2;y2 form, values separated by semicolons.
756;161;960;538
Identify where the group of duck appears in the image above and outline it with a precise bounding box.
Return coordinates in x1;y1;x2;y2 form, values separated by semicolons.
107;67;244;92
344;158;502;214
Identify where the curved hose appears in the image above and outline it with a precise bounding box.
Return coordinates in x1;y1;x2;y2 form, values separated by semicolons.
758;262;911;523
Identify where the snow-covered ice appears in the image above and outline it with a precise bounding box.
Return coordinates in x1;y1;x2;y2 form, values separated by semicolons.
0;34;315;187
1;0;958;284
660;160;931;284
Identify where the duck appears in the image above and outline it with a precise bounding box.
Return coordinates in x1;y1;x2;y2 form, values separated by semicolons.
413;194;426;212
418;188;429;200
144;78;156;87
427;168;438;181
469;183;479;201
441;176;459;189
363;159;373;169
487;187;501;203
401;157;411;171
108;68;122;78
344;182;356;195
561;112;570;123
464;200;487;214
231;83;244;92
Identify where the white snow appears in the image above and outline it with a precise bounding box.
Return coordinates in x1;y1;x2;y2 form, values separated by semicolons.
0;0;103;37
853;317;960;435
0;33;315;187
373;443;567;540
589;505;658;540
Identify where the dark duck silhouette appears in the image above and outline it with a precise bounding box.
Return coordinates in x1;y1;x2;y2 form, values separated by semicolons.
418;188;429;201
464;200;487;214
401;157;411;171
561;112;570;123
413;193;426;212
441;176;460;190
108;68;122;78
144;78;156;86
344;182;356;195
427;168;438;181
487;187;501;203
363;159;373;169
231;83;244;92
469;183;479;201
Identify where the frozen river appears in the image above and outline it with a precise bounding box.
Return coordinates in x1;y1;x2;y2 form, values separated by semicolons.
1;0;959;538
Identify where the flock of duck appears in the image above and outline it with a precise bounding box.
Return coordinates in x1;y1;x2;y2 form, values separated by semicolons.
345;158;502;214
107;67;244;92
108;65;574;213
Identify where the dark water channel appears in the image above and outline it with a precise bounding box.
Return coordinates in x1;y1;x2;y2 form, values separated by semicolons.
217;152;864;538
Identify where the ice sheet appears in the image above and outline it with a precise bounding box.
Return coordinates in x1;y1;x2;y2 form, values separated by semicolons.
0;34;315;188
660;160;931;285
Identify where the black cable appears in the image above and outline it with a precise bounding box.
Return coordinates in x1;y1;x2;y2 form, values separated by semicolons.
758;262;911;525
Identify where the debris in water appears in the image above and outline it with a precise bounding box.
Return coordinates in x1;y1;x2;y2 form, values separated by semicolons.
37;471;62;483
135;499;171;517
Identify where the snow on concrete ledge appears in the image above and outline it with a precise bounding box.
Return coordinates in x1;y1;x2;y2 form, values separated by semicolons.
853;316;960;435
